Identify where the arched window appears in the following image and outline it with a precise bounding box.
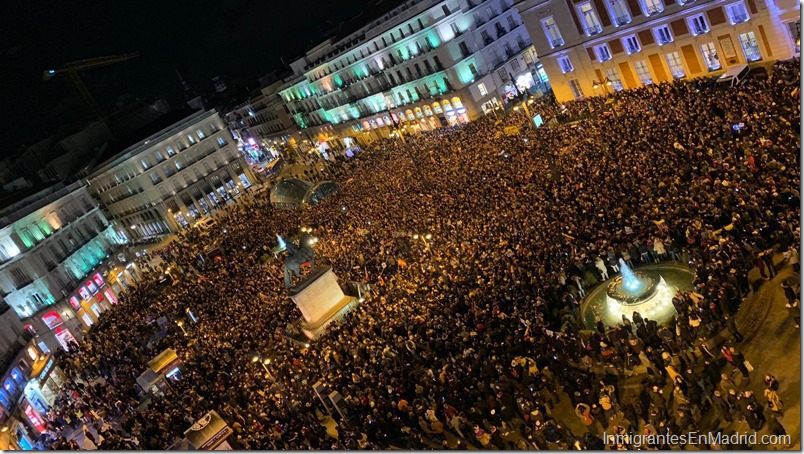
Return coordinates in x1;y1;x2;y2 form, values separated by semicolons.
451;97;463;108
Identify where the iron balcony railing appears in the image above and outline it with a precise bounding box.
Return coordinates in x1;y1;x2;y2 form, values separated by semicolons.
586;24;603;35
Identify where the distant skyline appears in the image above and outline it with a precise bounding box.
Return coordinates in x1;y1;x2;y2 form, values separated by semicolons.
0;0;374;156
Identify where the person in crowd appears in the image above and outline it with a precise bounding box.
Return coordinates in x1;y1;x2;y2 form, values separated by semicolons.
42;58;800;450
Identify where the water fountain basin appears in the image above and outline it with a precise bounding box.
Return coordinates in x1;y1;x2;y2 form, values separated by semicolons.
606;271;659;305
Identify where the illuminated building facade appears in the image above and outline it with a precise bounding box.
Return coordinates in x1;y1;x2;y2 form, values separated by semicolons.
278;0;545;151
0;182;131;353
87;110;257;234
225;81;298;165
515;0;799;102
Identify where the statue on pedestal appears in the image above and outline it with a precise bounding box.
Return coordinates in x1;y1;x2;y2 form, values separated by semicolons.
273;234;316;288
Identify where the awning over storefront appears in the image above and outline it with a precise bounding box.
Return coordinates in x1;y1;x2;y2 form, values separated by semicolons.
184;411;234;450
148;348;179;374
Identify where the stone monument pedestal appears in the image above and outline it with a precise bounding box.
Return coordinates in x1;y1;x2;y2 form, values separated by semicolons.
289;267;357;339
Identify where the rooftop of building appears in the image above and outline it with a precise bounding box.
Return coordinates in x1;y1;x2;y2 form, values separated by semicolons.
0;181;85;228
89;109;205;177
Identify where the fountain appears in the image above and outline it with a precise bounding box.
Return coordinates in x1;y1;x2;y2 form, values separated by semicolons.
579;260;695;329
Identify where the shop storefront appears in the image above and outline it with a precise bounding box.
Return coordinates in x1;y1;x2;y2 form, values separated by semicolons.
21;356;66;437
41;312;77;351
136;348;182;398
66;272;119;330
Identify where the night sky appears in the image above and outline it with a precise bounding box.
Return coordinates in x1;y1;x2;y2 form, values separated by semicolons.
0;0;374;156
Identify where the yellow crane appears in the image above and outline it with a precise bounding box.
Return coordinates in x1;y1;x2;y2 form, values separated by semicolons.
43;52;140;120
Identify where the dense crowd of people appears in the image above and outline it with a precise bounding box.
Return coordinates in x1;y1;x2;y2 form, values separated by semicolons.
42;58;799;450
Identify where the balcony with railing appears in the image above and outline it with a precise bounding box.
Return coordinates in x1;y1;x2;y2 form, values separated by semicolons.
586;24;603;36
645;5;664;15
550;37;565;48
614;15;631;26
729;13;749;24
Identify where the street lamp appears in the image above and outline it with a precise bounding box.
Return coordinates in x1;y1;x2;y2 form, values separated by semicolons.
411;232;434;251
176;320;187;336
250;352;274;379
592;77;613;95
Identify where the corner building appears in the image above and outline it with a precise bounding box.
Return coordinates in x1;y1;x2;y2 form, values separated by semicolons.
515;0;799;102
278;0;546;151
87;110;257;237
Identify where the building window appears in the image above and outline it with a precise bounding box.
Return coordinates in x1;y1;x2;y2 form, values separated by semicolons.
141;159;150;170
196;129;206;140
605;68;624;90
665;51;686;78
641;0;664;15
217;137;226;146
459;41;471;57
653;25;673;45
738;31;762;61
595;44;613;61
787;21;800;53
166;146;175;156
568;79;585;99
688;14;709;35
510;58;521;71
478;82;488;96
700;42;722;70
577;2;603;35
541;17;564;47
725;1;749;24
507;15;518;29
634;60;653;84
451;22;460;36
442;4;451;15
608;0;631;26
186;134;196;145
557;56;574;73
468;63;479;77
623;35;641;54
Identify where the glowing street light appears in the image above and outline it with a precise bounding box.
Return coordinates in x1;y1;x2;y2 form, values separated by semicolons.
250;352;274;379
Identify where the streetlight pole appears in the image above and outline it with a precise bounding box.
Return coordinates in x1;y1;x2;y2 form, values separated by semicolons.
251;353;274;380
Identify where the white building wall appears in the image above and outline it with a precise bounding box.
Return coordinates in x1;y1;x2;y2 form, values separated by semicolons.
87;110;255;238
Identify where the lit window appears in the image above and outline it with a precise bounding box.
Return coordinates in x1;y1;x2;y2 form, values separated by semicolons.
725;1;749;24
641;0;664;15
634;60;653;85
595;44;613;62
665;51;686;78
738;31;762;61
577;2;603;35
623;35;641;54
688;14;709;35
608;0;631;26
700;42;722;70
541;17;564;48
557;56;574;73
653;25;673;45
478;82;488;96
568;79;585;99
605;68;624;90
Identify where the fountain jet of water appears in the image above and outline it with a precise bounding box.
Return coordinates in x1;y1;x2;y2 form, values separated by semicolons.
619;258;640;290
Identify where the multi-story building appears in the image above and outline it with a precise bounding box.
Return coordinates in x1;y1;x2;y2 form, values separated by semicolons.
86;109;257;236
516;0;799;102
225;81;298;164
277;0;546;153
0;182;132;353
0;300;51;450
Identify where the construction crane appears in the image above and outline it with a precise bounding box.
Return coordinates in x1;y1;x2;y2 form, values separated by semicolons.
43;52;140;120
